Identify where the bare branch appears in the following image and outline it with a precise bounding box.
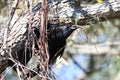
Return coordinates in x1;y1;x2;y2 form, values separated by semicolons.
66;41;120;55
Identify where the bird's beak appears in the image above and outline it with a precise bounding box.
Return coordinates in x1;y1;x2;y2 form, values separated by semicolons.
71;25;81;29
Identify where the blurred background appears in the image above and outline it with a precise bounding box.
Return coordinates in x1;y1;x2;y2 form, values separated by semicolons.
0;0;120;80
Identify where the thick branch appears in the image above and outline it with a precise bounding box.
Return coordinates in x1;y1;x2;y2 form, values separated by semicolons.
49;1;120;25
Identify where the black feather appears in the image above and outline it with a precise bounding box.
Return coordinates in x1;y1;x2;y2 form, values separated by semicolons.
8;24;77;70
33;24;77;64
48;25;76;64
8;24;77;74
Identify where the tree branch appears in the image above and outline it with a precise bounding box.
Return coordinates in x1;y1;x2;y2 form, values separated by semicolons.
49;1;120;25
66;41;120;55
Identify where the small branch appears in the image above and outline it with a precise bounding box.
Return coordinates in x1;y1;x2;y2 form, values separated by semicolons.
7;0;19;32
67;52;87;73
66;41;120;55
38;0;50;79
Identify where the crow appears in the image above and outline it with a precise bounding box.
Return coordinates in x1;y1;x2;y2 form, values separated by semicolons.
2;2;79;77
8;24;78;68
7;2;79;66
33;24;78;64
6;24;78;80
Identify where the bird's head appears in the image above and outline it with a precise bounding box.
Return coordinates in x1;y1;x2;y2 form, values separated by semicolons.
33;24;80;41
48;25;80;41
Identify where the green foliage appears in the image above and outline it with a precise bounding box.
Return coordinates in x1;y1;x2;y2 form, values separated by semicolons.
0;0;6;12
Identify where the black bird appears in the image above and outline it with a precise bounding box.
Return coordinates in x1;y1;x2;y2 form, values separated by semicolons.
8;24;78;69
33;24;78;64
8;2;79;66
3;3;79;76
6;24;78;80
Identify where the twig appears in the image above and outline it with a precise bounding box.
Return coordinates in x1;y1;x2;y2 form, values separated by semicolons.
7;0;19;34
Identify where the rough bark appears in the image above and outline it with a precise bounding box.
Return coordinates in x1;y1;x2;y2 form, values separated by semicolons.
48;1;120;25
